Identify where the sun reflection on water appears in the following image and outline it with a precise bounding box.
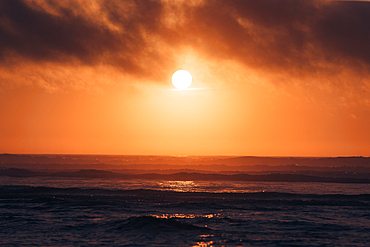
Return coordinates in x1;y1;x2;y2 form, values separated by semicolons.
151;213;216;219
158;180;198;192
192;240;214;247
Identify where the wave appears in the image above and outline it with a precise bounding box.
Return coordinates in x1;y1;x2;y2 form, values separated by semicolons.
1;168;370;183
112;216;211;232
1;185;370;201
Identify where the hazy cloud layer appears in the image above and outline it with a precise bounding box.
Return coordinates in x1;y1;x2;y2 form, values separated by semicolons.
179;0;370;79
1;0;370;88
0;0;165;77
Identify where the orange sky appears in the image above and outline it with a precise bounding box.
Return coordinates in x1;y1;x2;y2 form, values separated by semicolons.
1;0;370;156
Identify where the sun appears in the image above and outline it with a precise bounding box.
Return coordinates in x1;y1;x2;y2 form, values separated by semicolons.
172;70;192;89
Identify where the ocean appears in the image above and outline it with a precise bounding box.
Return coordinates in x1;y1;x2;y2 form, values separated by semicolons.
1;178;370;246
1;155;370;246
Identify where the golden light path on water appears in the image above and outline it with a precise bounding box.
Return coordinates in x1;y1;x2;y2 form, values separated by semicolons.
158;181;199;192
154;180;244;246
157;180;264;193
152;213;215;219
149;211;215;247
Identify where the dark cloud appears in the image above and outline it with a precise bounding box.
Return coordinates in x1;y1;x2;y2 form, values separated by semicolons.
1;0;370;83
175;0;370;78
315;1;370;64
0;0;164;74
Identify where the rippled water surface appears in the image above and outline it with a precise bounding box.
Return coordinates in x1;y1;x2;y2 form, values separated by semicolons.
1;178;370;246
2;176;370;194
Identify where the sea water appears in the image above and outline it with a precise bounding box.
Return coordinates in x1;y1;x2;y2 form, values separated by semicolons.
1;177;369;246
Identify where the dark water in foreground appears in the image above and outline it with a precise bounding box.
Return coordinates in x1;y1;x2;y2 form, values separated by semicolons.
1;178;370;246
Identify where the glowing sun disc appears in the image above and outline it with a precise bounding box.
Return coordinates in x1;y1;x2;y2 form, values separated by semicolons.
172;70;192;89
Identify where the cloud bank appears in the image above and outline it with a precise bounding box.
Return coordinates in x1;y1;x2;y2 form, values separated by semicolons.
1;0;370;90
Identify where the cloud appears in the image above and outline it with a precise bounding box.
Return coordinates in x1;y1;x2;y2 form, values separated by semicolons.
0;0;166;77
175;0;370;80
0;0;370;91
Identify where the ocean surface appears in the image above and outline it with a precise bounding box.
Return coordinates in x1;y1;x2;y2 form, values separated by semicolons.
1;177;370;246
